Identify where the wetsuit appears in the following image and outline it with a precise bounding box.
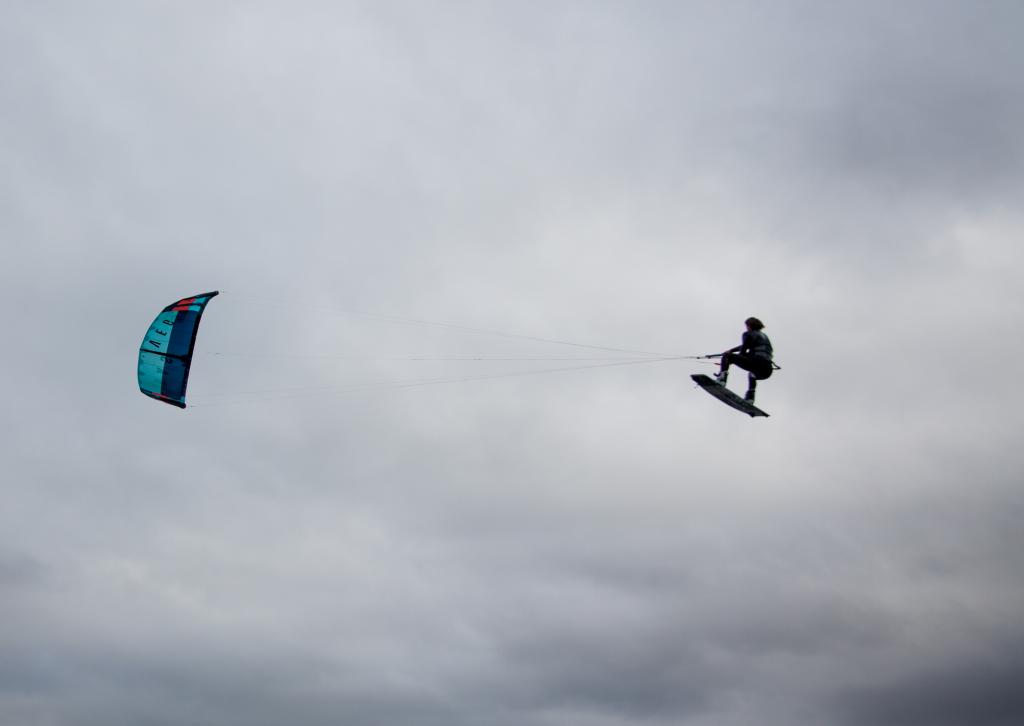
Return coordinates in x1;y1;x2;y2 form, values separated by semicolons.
722;329;773;381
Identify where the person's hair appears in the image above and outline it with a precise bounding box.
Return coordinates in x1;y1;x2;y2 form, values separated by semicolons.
745;317;765;330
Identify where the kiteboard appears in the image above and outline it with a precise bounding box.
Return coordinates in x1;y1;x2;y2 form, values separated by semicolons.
691;374;769;418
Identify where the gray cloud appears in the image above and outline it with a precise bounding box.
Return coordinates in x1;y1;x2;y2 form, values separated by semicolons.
3;1;1024;725
832;638;1024;726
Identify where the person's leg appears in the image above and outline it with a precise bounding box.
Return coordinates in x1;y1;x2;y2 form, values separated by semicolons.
744;360;772;401
720;354;766;387
716;352;734;383
726;354;756;374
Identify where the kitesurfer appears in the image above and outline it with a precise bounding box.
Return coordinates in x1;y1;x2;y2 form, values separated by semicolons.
715;317;773;402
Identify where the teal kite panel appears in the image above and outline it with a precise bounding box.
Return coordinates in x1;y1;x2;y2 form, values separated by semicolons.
137;292;218;408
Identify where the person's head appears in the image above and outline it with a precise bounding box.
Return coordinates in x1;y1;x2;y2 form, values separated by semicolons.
745;317;765;331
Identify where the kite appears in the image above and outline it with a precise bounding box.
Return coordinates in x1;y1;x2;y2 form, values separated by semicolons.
137;291;219;408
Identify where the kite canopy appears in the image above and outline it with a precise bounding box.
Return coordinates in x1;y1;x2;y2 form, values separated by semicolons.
137;292;218;408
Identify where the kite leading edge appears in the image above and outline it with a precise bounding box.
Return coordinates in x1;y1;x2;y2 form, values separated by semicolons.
137;291;219;408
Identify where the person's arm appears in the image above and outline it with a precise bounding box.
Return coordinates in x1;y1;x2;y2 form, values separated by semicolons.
738;330;755;355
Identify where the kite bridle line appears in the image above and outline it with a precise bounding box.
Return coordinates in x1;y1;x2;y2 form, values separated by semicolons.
182;292;731;406
188;354;703;408
219;291;687;359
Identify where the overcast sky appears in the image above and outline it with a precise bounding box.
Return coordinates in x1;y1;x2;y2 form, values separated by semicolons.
3;2;1024;725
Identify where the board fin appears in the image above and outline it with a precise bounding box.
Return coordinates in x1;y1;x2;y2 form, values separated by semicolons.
691;374;769;418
